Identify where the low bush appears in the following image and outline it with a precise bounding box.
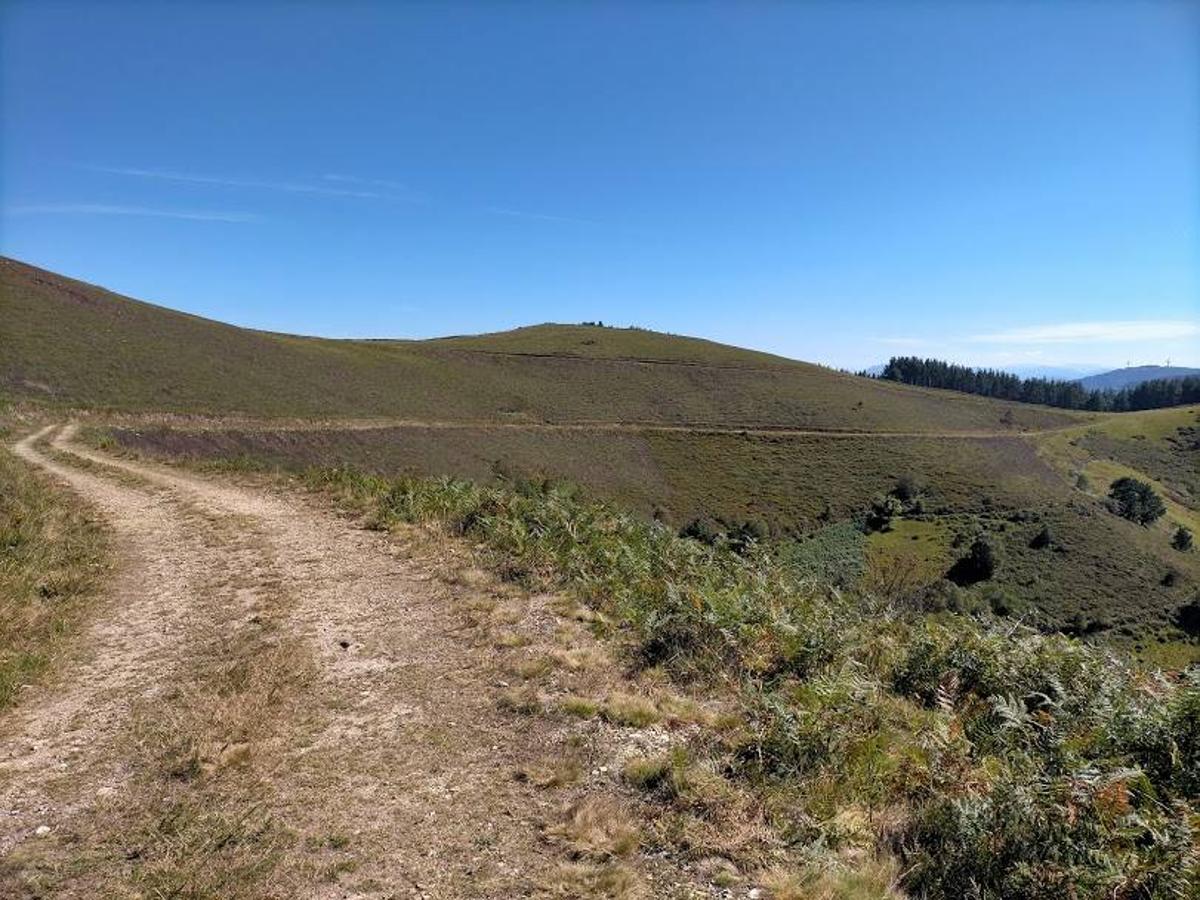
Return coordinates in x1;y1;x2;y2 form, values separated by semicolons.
1173;525;1193;552
946;535;1000;586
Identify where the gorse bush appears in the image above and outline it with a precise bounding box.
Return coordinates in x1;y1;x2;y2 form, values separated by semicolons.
304;465;1198;897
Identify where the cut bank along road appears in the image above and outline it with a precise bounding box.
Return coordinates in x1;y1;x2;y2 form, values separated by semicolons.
1;424;649;898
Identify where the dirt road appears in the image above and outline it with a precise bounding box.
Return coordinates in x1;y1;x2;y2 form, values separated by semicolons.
1;425;685;898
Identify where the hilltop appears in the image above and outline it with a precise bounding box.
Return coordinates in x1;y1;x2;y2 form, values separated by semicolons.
1;257;1079;433
1078;364;1200;392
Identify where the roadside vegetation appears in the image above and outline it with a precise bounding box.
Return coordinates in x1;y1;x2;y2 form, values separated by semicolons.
0;420;107;708
296;464;1198;898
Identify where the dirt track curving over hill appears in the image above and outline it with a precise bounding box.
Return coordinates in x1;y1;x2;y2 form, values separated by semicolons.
1;425;699;898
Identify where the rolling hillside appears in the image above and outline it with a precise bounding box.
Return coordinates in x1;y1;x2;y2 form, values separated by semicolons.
5;257;1197;647
1;257;1081;432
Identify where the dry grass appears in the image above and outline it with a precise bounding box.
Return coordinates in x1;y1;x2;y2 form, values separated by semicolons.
111;580;318;897
540;861;645;899
560;695;601;718
550;645;608;671
621;754;673;790
3;443;322;896
601;692;662;727
509;654;558;680
497;685;544;715
546;796;640;860
517;739;589;789
0;428;107;708
18;618;317;898
760;856;903;900
494;629;532;648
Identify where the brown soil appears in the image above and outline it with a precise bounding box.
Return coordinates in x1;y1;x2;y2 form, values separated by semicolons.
1;424;713;898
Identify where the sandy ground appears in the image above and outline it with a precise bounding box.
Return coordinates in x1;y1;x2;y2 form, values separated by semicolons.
1;424;707;898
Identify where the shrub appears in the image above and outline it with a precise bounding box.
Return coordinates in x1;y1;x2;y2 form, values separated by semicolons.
892;474;922;503
1176;598;1200;637
778;522;866;588
866;494;903;532
946;536;999;586
904;768;1196;900
1172;525;1193;552
726;518;770;554
1029;524;1053;550
679;517;719;545
1107;477;1166;526
919;579;960;613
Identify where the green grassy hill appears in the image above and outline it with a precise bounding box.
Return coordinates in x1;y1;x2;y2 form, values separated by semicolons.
1;256;1081;432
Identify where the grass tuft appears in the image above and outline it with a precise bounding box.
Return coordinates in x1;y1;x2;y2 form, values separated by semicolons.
547;796;640;860
600;693;662;728
560;695;600;718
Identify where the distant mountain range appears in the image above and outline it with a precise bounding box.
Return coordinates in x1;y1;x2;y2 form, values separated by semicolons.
1077;365;1200;392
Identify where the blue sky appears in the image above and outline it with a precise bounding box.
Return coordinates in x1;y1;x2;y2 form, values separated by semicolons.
3;1;1197;370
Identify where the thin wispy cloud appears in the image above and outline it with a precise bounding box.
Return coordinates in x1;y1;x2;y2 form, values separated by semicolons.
78;165;596;224
87;165;406;200
4;203;260;223
483;205;600;226
322;173;414;194
968;320;1200;344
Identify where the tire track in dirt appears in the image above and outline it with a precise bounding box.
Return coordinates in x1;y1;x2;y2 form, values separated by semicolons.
52;426;597;896
7;424;689;897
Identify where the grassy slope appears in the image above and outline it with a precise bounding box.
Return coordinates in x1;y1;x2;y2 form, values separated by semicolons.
1;257;1082;432
1072;406;1200;504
